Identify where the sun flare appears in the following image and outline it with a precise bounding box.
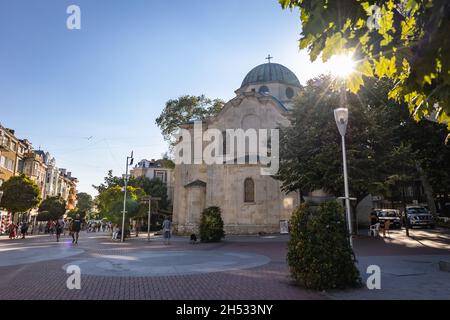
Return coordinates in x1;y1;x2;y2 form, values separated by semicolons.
326;53;356;78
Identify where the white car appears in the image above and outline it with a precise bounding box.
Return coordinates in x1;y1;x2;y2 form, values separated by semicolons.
406;206;435;228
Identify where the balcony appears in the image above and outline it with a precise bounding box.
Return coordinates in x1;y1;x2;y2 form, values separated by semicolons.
0;140;9;150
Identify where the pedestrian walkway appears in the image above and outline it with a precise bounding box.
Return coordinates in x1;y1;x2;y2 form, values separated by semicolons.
0;232;322;300
1;228;449;300
327;254;450;300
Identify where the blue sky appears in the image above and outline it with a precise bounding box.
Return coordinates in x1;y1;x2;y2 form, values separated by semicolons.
0;0;332;196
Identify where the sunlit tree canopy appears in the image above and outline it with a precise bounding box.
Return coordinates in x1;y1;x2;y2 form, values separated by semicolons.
279;0;450;140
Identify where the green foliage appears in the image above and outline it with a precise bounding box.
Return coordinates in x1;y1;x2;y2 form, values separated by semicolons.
92;170;124;194
96;185;145;222
0;174;41;214
278;75;450;206
93;171;169;209
199;206;225;243
76;192;94;216
279;0;450;138
133;176;169;209
278;76;383;202
287;201;361;290
38;196;67;220
66;209;80;220
36;211;51;222
155;95;225;146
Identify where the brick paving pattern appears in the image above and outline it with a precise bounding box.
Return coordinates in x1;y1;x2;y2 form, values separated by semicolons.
1;228;449;300
0;234;322;300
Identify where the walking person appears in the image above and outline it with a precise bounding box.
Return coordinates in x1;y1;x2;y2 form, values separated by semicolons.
16;222;21;239
161;216;172;245
8;222;17;239
369;210;380;237
383;219;391;238
111;224;118;240
70;214;82;244
63;219;68;236
49;220;55;238
55;217;64;242
21;220;29;239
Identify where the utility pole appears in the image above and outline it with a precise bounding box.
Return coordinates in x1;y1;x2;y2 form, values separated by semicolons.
121;151;133;243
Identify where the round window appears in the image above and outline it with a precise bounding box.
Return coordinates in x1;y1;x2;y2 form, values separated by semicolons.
259;86;269;94
286;87;294;99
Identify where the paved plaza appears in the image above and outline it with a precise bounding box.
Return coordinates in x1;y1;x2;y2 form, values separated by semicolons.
0;228;449;300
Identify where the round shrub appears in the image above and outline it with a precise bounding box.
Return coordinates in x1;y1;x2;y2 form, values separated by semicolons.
199;206;225;243
287;201;362;290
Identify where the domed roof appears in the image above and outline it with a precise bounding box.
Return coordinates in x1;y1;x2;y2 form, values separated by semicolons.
241;63;300;87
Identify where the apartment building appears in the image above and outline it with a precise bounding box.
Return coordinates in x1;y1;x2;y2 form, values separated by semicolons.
57;168;78;210
0;124;78;225
22;150;48;197
0;126;19;186
130;158;174;202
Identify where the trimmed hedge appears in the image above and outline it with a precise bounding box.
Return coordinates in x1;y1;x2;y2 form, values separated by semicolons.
287;201;362;290
199;206;225;243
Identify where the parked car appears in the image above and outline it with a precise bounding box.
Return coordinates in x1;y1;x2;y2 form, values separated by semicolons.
405;206;435;228
375;209;402;229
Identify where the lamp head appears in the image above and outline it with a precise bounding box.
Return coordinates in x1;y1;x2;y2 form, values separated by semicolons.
334;108;349;137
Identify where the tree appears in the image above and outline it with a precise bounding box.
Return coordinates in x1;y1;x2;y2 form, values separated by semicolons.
76;192;94;218
93;171;169;209
36;211;51;222
0;175;41;219
133;177;169;210
374;99;450;217
95;185;145;227
278;75;450;235
155;95;224;146
279;0;450;139
38;196;67;221
92;170;123;194
277;75;383;207
66;209;80;220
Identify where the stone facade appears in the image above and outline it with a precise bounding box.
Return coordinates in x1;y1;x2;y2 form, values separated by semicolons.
173;62;300;235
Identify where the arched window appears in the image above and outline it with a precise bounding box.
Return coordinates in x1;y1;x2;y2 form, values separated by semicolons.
259;86;269;94
244;178;255;203
286;87;294;99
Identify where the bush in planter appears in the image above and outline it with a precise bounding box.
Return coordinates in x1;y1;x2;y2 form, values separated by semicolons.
199;206;225;242
287;201;362;290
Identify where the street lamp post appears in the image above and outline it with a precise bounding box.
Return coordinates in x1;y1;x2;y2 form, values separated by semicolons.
140;196;161;242
121;151;134;243
141;196;152;241
334;108;353;248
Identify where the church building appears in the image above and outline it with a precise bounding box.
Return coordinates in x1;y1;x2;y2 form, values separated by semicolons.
173;60;301;235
